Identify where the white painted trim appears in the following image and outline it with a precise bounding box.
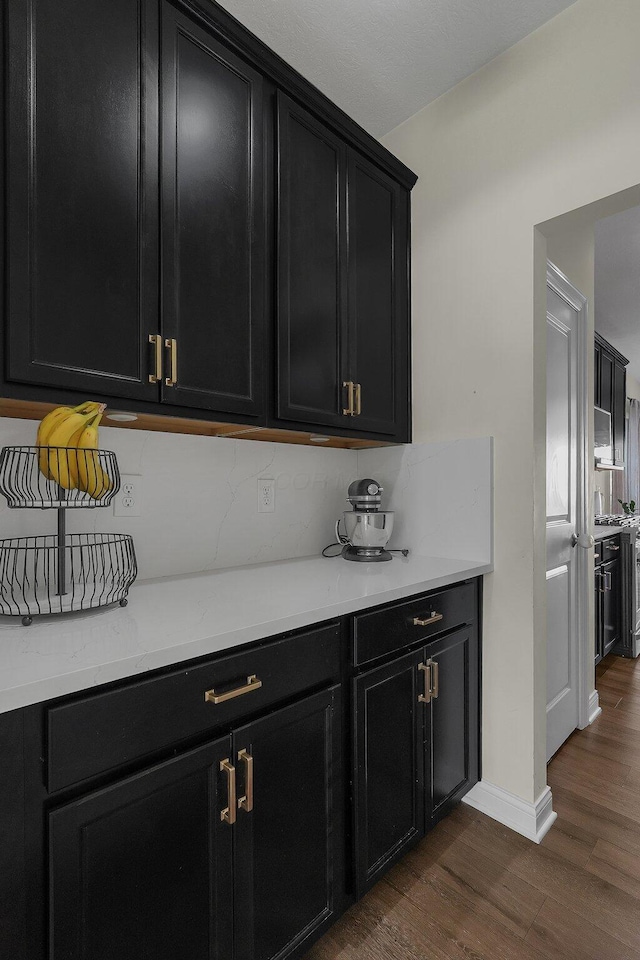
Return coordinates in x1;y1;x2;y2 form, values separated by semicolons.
587;688;602;725
546;261;591;734
462;781;557;844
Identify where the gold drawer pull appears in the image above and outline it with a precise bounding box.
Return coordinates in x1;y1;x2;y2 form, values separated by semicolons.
237;748;254;813
148;333;162;383
205;674;262;705
432;660;439;699
342;380;355;416
413;612;444;627
164;337;178;387
609;545;620;551
220;758;237;825
418;662;431;703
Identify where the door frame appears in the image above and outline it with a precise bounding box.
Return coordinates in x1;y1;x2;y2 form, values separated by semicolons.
546;261;592;733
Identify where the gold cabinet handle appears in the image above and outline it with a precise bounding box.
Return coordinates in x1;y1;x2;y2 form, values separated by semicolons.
431;660;439;699
342;380;355;416
418;662;431;703
148;334;162;383
164;338;178;386
609;545;620;551
354;383;362;416
413;612;444;627
204;674;263;705
237;748;254;813
220;758;237;825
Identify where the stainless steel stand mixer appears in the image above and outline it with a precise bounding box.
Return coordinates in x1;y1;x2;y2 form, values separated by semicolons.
337;478;395;562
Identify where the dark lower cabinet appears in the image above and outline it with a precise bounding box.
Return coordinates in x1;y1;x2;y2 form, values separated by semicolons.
353;649;425;895
233;687;343;960
353;619;479;895
595;539;622;664
49;736;233;960
49;686;342;960
426;627;479;823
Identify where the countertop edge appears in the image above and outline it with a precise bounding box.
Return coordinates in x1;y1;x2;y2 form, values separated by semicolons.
0;558;492;715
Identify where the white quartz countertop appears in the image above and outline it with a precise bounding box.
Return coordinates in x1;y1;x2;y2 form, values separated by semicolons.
593;526;623;540
0;554;491;715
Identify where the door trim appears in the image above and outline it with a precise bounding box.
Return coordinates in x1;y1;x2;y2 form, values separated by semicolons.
546;261;592;732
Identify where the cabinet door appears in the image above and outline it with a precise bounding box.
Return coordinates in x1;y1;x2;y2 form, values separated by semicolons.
276;93;349;429
161;5;265;417
613;360;626;466
346;153;410;440
595;566;604;665
594;342;601;408
49;736;233;960
233;686;343;960
5;0;159;401
425;626;479;824
602;558;621;657
353;650;425;897
599;350;613;414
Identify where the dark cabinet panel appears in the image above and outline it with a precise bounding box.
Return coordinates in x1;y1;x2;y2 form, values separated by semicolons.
599;352;613;414
613;360;626;466
353;649;425;896
276;93;348;428
6;0;158;401
161;5;264;416
347;154;409;438
233;686;343;960
49;735;233;960
601;558;621;658
595;567;604;665
425;627;479;823
594;342;601;408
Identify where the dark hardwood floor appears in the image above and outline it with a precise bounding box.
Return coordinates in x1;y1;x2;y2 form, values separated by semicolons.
305;653;640;960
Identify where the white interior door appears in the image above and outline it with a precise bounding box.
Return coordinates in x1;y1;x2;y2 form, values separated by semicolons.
546;270;584;760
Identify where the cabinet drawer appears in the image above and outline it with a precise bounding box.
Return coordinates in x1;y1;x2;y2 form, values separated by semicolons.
601;536;621;561
47;621;341;793
353;581;476;666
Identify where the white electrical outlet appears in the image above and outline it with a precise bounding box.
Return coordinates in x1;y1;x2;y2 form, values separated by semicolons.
113;474;143;517
258;478;275;513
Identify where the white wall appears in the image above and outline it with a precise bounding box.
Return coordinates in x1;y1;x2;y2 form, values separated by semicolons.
383;0;640;803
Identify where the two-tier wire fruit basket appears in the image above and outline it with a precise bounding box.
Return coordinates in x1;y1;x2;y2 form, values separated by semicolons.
0;446;137;625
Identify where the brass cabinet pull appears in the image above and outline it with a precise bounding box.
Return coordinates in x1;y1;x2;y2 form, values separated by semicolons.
354;383;362;416
418;662;431;703
431;660;439;699
597;571;606;593
413;612;444;627
220;758;237;825
204;674;262;705
148;334;163;383
237;749;254;813
342;380;355;416
164;338;178;386
609;545;620;551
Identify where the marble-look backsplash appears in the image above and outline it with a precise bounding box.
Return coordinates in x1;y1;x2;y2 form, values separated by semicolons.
0;418;355;580
0;418;493;579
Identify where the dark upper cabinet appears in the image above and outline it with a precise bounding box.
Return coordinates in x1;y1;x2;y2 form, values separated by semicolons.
160;4;265;417
276;94;411;441
49;735;233;960
613;360;626;466
594;333;628;468
275;96;348;429
233;686;343;960
353;648;425;897
5;0;159;402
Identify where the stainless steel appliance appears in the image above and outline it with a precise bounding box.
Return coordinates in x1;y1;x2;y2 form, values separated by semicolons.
595;514;640;657
338;479;394;562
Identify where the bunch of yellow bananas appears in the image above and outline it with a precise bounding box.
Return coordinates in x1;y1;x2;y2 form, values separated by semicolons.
36;401;113;498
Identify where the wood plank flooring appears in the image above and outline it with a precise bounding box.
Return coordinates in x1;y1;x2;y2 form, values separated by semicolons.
305;653;640;960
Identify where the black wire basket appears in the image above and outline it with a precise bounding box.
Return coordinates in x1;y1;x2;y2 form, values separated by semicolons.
0;533;137;624
0;446;120;508
0;445;136;625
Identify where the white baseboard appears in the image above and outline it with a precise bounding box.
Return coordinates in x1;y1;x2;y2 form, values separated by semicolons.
462;780;557;843
588;689;602;725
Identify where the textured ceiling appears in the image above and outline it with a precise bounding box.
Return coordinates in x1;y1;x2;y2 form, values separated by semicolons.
216;0;577;137
595;206;640;383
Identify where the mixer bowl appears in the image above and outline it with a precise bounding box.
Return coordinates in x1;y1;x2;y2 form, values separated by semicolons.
343;511;394;550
